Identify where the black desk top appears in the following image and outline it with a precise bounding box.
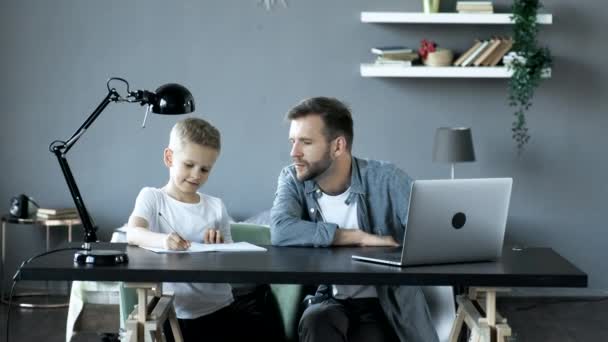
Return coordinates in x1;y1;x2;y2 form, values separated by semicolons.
18;243;587;288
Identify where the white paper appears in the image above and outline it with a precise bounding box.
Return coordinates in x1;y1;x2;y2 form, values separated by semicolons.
140;241;267;254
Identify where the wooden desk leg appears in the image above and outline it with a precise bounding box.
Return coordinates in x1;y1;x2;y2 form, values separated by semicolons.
496;323;511;342
453;288;512;342
169;306;183;342
448;306;465;342
125;283;183;342
137;287;147;342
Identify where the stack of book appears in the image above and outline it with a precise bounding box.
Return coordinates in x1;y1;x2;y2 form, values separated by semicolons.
371;46;419;66
453;37;513;67
456;1;494;14
36;207;79;221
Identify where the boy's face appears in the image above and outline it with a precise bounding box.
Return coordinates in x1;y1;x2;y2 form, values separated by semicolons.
164;142;219;195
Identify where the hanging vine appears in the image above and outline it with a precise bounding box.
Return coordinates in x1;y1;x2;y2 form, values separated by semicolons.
509;0;552;153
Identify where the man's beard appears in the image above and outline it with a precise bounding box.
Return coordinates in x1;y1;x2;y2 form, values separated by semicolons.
295;150;333;182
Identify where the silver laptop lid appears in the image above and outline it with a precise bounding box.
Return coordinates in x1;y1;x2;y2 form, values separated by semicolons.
401;178;512;266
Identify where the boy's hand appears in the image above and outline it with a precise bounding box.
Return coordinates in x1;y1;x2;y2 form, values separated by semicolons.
203;228;224;244
164;232;191;250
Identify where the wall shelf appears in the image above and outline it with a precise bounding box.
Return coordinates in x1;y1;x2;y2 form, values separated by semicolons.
360;64;552;78
361;12;552;25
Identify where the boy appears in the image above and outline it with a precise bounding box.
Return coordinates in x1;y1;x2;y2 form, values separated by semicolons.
127;117;273;341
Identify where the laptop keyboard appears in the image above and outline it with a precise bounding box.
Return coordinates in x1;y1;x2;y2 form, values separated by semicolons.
374;251;402;262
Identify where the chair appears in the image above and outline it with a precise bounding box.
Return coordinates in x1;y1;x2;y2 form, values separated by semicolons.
229;223;303;342
421;286;456;342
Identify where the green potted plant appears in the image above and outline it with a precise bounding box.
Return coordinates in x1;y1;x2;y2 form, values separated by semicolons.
508;0;552;153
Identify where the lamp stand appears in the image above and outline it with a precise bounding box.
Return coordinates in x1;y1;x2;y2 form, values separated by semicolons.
49;79;157;266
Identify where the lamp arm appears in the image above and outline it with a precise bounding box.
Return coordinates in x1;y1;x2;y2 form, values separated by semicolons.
51;149;97;244
50;88;121;245
63;89;120;153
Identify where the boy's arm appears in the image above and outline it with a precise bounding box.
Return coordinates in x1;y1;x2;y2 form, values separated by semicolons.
201;199;232;244
127;216;190;250
218;200;232;243
126;216;165;248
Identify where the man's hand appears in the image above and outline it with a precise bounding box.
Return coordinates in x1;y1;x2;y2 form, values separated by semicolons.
203;228;224;244
332;229;399;247
360;233;398;247
164;232;191;250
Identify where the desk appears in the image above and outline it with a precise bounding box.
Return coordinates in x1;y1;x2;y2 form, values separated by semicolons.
19;243;587;341
1;214;81;308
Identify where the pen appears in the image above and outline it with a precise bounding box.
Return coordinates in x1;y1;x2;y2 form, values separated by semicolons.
158;212;190;247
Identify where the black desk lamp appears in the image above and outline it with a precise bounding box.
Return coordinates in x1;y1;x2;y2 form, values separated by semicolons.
50;77;195;265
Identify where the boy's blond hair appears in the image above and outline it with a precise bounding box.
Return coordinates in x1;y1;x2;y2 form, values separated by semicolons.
169;117;221;151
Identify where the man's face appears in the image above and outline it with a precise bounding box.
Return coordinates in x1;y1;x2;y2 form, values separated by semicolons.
289;115;333;182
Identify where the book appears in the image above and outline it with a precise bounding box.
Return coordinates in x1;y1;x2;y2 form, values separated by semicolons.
456;1;493;7
374;57;413;66
37;208;78;215
376;52;419;61
457;10;494;14
371;46;414;55
456;1;493;4
461;40;489;66
457;5;493;11
453;40;482;66
485;38;513;66
473;38;501;66
36;212;79;220
480;38;505;66
456;1;494;12
141;241;267;254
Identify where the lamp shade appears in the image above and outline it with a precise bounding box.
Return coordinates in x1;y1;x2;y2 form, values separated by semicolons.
433;127;476;163
151;83;195;114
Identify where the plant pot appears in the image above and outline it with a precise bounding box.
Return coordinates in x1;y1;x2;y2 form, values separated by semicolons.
423;48;453;66
422;0;440;13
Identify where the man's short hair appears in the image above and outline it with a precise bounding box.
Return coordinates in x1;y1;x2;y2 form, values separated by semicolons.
169;117;221;151
286;97;354;150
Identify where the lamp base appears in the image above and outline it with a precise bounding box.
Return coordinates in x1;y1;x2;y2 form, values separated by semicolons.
74;249;128;265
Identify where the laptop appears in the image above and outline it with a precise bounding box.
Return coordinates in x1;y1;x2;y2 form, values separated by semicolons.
352;178;512;267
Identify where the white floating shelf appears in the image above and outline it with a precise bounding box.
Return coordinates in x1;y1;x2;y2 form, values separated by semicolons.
361;12;552;24
360;64;552;78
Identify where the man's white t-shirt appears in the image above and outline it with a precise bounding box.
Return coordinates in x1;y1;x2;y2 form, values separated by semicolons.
317;188;378;300
130;187;234;319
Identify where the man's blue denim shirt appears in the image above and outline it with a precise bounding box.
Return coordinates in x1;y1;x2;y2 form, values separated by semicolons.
270;156;413;246
269;157;439;342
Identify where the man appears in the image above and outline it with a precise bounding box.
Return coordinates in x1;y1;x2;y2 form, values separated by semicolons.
270;97;439;342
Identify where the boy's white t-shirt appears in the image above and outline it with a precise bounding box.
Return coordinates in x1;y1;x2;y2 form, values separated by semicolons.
317;188;378;300
130;187;234;319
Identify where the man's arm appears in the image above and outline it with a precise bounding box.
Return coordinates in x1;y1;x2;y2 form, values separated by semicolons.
270;167;398;247
270;167;338;247
332;229;398;247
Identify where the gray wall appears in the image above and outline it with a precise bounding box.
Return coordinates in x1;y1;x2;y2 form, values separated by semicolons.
1;0;606;295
